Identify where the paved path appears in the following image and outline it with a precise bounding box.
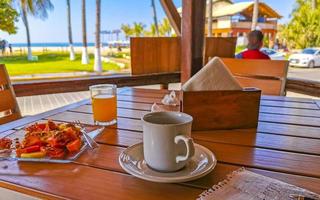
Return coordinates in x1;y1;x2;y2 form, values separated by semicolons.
288;66;320;82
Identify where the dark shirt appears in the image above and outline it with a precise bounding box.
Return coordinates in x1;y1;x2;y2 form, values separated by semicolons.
236;49;270;60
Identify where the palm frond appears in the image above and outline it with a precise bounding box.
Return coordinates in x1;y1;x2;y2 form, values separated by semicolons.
16;0;53;18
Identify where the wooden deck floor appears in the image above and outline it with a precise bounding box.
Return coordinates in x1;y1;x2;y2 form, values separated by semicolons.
17;91;90;116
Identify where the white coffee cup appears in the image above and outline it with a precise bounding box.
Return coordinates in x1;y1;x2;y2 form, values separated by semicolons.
142;112;195;172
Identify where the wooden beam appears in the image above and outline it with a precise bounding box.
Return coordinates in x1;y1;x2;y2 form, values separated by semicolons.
286;78;320;97
159;0;181;36
12;73;181;97
180;0;206;83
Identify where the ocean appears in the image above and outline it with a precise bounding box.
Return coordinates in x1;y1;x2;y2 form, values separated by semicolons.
11;42;130;48
11;42;96;48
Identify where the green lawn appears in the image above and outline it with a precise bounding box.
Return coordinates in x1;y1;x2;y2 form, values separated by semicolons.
0;52;124;76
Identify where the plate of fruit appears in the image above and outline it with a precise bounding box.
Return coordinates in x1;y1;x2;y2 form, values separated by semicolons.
0;120;102;163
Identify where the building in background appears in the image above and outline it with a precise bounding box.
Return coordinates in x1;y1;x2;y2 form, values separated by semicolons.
178;0;282;47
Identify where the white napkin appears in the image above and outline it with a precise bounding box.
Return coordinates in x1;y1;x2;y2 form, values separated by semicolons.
182;57;242;91
161;91;179;106
151;91;179;112
198;168;320;200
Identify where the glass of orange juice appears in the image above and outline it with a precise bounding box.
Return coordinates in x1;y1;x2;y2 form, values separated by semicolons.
90;84;117;126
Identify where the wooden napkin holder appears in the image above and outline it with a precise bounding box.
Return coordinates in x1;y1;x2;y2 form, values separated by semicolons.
181;88;261;131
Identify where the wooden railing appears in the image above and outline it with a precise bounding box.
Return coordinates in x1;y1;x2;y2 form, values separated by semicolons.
286;78;320;97
231;21;277;30
12;73;181;97
12;72;320;98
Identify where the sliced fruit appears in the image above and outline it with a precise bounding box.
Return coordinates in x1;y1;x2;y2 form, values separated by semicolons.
46;148;65;158
67;139;82;152
20;151;46;158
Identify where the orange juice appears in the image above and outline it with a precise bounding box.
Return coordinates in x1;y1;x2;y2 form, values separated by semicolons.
92;94;117;123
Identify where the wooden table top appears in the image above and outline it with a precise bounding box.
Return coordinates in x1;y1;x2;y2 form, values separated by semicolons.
1;87;320;200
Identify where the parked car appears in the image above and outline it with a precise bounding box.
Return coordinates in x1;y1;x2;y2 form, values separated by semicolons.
260;48;286;60
289;48;320;68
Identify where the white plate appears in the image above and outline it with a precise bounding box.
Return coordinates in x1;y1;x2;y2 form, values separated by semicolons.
119;142;217;183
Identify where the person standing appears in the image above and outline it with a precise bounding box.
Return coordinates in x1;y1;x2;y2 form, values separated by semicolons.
0;40;4;55
9;44;13;55
1;40;7;55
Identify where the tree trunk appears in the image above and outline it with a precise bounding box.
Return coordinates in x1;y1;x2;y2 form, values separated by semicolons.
251;0;259;30
312;0;317;10
208;0;213;37
94;0;102;72
67;0;75;61
22;9;32;61
151;0;159;36
81;0;89;64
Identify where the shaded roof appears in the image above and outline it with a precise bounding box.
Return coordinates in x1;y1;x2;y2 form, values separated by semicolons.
177;1;282;19
212;0;232;3
211;2;282;19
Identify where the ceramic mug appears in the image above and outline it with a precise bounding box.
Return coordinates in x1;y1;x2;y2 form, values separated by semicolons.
142;112;195;172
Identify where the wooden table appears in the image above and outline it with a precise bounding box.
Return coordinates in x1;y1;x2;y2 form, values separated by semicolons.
1;87;320;199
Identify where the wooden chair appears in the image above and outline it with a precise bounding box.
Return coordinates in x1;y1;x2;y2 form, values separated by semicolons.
0;64;21;125
221;58;289;96
204;37;237;64
130;37;181;75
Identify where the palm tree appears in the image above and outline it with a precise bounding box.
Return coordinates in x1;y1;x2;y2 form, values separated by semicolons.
251;0;259;30
159;18;172;36
17;0;53;60
81;0;89;64
312;0;317;10
143;24;157;37
94;0;102;72
133;22;146;37
150;0;159;36
150;24;157;36
66;0;75;61
121;24;133;40
207;0;213;37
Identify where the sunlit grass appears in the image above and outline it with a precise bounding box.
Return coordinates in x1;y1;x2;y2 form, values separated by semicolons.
0;52;124;76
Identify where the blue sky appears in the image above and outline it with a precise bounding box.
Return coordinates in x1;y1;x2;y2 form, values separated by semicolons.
0;0;295;43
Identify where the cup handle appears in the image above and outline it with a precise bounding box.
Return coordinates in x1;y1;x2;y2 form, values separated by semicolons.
174;135;195;163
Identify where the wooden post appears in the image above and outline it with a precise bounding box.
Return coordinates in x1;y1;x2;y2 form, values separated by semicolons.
251;0;259;30
181;0;206;83
208;0;213;37
159;0;182;36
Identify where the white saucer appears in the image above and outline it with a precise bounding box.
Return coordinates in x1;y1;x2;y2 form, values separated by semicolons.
119;143;217;183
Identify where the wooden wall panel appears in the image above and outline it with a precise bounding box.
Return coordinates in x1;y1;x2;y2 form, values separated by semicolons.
204;37;237;64
130;37;181;75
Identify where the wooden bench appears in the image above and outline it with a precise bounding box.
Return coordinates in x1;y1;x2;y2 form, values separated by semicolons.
0;64;21;124
221;58;289;96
